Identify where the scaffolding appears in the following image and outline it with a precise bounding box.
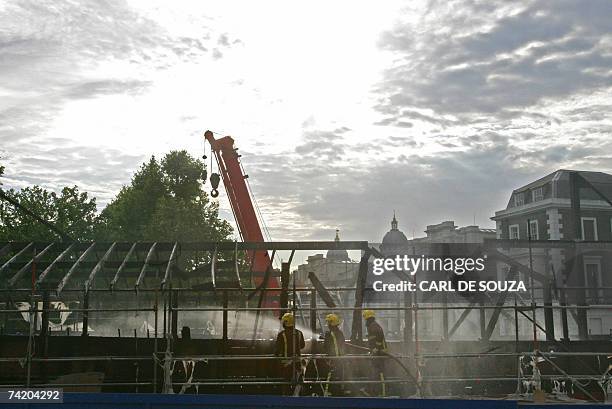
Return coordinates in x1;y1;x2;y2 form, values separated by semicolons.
0;239;610;401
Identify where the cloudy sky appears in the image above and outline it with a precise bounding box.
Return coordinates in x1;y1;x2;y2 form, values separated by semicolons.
2;0;612;243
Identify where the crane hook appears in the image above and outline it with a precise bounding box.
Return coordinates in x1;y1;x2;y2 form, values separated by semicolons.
210;172;221;198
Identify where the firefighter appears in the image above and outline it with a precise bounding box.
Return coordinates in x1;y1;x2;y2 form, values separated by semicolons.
275;312;305;395
363;309;387;397
323;313;347;396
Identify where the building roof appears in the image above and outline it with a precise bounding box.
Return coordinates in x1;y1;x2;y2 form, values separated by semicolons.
504;169;612;209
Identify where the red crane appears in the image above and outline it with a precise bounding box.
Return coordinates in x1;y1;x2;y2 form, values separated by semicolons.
204;130;280;311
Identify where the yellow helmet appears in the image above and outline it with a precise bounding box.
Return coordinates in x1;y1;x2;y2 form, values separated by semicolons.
325;313;341;326
362;309;375;320
281;312;294;327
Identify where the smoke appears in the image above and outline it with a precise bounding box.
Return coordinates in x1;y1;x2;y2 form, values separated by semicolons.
176;309;315;340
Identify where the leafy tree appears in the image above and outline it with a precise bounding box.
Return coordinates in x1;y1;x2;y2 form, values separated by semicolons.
0;150;233;245
96;150;232;242
0;185;98;241
95;157;165;241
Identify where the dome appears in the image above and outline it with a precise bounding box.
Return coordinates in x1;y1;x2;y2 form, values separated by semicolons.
382;229;408;245
381;213;408;256
326;230;350;262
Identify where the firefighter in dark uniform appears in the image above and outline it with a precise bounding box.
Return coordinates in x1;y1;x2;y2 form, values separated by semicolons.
275;312;305;395
363;309;388;397
323;313;347;396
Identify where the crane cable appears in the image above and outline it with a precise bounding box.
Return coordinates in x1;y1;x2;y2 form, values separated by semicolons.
242;161;281;269
207;129;279;269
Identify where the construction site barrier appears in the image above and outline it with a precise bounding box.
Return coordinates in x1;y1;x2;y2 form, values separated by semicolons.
3;392;608;409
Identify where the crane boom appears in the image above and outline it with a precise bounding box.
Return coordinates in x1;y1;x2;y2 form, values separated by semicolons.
204;130;280;307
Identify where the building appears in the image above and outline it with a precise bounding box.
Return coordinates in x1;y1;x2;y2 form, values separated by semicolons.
294;230;359;288
378;215;496;256
293;216;497;340
491;169;612;339
371;215;496;340
492;169;612;242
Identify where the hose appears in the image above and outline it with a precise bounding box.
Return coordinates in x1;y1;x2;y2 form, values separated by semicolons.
345;342;422;395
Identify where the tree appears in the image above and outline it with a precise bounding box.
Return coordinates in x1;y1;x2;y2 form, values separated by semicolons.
96;150;233;242
0;185;98;241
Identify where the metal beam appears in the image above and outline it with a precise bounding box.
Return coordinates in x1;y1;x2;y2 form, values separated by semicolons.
135;242;157;289
181;241;369;251
233;242;242;291
485;248;547;283
0;242;32;277
308;272;336;308
482;266;518;340
56;242;96;294
210;245;218;289
250;250;275;342
280;262;290;315
35;243;76;287
279;250;296;317
110;242;137;290
84;242;116;292
161;242;178;289
247;250;276;302
517;309;550;340
543;259;555;341
310;288;317;335
350;248;371;342
8;243;54;287
0;240;371;251
447;301;476;339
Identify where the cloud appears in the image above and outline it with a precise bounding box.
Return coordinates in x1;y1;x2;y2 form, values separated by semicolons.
62;80;152;100
294;130;347;161
0;0;236;206
238;128;519;241
240;117;612;242
2;0;612;245
376;0;612;119
1;141;144;207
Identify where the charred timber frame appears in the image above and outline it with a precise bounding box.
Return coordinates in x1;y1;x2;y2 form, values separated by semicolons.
0;239;610;393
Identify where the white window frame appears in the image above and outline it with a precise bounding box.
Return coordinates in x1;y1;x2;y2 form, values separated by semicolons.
532;187;544;202
509;224;520;240
528;220;539;240
580;217;598;241
583;257;603;304
514;193;524;207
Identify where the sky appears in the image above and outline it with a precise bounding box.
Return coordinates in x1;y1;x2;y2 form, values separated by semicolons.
1;0;612;244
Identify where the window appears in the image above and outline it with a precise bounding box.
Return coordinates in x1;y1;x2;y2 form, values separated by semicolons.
589;318;603;335
581;217;598;241
532;187;544;202
509;224;520;240
420;309;434;334
514;193;524;207
584;258;603;304
500;316;513;337
528;220;539;240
